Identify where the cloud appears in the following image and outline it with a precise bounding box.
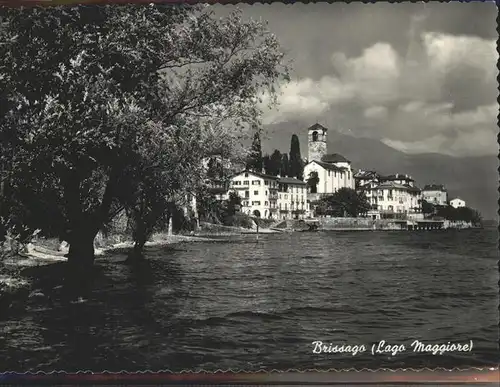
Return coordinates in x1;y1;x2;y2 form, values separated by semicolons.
364;106;388;119
422;32;497;80
262;29;498;157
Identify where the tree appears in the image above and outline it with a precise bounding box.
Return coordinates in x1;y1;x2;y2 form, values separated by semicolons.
435;205;482;226
0;5;287;282
246;129;263;172
288;134;304;180
269;149;282;176
262;155;272;175
206;157;224;181
280;153;289;177
306;171;319;194
421;199;435;218
226;191;242;216
319;188;370;218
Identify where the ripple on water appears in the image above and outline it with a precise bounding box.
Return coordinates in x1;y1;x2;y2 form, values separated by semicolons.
0;228;497;371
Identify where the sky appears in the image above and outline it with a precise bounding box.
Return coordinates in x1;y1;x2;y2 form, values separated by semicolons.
213;2;498;158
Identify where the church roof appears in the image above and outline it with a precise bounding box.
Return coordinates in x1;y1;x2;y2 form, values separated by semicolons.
320;153;350;164
309;160;346;172
308;123;328;132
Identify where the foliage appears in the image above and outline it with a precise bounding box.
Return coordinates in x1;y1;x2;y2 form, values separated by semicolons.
288;134;303;180
262;149;282;176
226;191;242;216
317;188;370;218
306;171;319;194
270;150;283;176
206;157;224;181
280;153;289;177
421;199;435;216
246;128;263;173
0;5;288;268
435;205;482;225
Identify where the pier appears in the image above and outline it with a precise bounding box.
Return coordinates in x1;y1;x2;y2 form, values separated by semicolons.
406;220;444;231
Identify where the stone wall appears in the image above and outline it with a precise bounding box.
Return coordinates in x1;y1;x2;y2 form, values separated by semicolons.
318;217;401;230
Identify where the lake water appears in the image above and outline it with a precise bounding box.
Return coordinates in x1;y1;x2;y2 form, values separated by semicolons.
0;227;498;372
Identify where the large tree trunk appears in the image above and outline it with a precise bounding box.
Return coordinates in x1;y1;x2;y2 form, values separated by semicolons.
65;228;97;299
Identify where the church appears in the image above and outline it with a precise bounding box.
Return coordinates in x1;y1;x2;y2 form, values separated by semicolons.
302;123;355;199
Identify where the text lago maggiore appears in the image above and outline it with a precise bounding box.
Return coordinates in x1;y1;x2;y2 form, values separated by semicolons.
311;340;473;356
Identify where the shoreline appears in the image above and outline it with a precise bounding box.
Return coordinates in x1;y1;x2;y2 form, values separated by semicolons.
0;233;226;309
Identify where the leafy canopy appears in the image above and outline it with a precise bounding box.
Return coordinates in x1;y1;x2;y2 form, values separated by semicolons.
0;5;288;244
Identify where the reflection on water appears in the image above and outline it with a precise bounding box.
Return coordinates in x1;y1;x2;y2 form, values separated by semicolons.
0;229;497;371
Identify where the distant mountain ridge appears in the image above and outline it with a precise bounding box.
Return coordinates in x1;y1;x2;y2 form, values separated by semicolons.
263;122;498;218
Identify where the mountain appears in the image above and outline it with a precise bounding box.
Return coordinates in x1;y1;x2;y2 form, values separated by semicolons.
263;122;498;219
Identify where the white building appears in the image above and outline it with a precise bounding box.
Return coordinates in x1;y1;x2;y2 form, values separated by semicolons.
450;198;466;208
303;123;355;200
277;177;310;219
227;170;279;219
361;181;422;219
354;170;380;190
422;184;448;206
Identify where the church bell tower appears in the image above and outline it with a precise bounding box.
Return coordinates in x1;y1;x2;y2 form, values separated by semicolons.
308;123;328;162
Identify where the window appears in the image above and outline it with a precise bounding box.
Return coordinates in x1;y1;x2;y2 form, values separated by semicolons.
252;201;261;206
265;191;268;195
245;191;249;198
334;172;337;177
265;180;269;186
243;180;249;185
244;173;248;177
265;201;268;206
254;191;258;195
328;170;331;176
252;180;261;185
312;131;318;141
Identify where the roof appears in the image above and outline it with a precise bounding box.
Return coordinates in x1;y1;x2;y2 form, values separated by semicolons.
230;169;279;180
278;177;306;185
370;181;420;191
208;187;227;194
308;123;328;132
450;197;464;201
423;184;447;192
320;153;350;164
354;170;379;179
384;173;414;182
307;160;346;172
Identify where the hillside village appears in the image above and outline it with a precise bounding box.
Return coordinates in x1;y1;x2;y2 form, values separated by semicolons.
204;123;471;223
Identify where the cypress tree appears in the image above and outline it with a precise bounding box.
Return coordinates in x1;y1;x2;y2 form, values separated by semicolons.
246;130;263;172
269;149;282;176
262;155;272;175
288;134;304;180
281;153;289;177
